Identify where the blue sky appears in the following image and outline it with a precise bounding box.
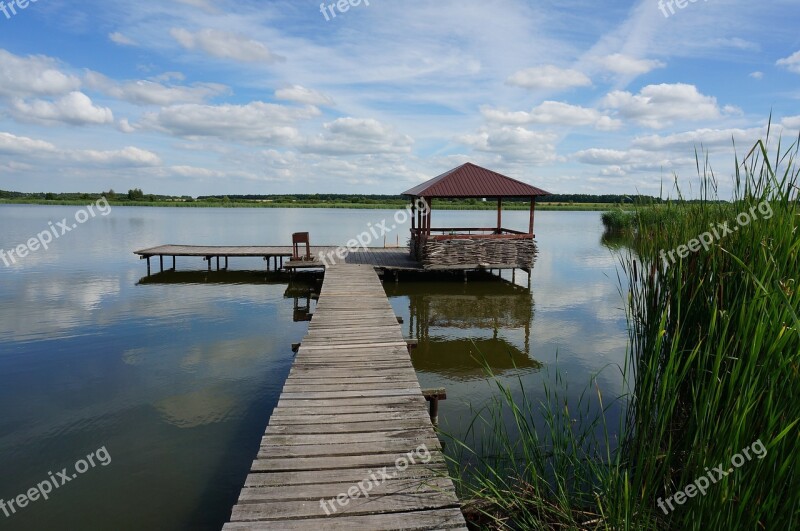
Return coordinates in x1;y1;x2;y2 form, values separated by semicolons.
0;0;798;197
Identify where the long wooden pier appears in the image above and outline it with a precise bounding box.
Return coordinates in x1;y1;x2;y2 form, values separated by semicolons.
224;264;466;530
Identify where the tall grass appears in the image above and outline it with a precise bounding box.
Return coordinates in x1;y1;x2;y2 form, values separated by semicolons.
449;134;800;529
601;206;684;235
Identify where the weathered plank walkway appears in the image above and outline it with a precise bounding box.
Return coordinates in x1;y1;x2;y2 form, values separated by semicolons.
224;264;466;530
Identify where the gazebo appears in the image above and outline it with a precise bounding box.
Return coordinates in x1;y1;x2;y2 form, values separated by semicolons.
403;163;550;271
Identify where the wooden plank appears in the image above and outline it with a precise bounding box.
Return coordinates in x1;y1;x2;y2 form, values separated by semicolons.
277;390;421;401
230;491;459;521
280;377;419;386
275;396;427;408
265;418;432;435
224;508;466;530
258;438;441;458
250;452;446;473
237;476;454;502
267;410;432;425
262;429;438;446
281;383;419;393
297;342;410;351
244;464;448;488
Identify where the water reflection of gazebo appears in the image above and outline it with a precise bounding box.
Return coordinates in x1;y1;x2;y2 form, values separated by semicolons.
403;163;550;273
386;281;540;380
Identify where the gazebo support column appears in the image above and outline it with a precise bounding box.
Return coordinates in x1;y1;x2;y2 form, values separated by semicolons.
528;196;536;235
410;202;417;253
425;197;432;237
496;198;502;234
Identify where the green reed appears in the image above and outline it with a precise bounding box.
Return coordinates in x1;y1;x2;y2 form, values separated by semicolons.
448;132;799;529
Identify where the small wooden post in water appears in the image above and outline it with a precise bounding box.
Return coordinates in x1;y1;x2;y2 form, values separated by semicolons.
422;388;447;425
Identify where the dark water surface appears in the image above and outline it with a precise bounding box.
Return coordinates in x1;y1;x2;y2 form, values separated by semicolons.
0;205;627;530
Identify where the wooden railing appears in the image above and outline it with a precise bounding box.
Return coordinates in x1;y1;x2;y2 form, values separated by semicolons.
411;227;532;241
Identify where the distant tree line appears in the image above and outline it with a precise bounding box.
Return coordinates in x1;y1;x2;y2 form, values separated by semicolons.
2;190;703;205
195;193;664;204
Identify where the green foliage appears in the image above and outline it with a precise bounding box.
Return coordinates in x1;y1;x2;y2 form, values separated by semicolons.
601;209;636;232
451;134;800;529
127;188;144;200
618;134;799;530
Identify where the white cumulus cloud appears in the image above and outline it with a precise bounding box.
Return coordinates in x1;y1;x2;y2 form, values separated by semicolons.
299;117;413;155
170;28;285;63
482;101;621;131
776;50;800;74
109;32;137;46
0;131;160;167
459;126;560;165
602;83;733;129
597;54;665;76
140;101;320;143
506;65;591;91
9;92;114;126
0;49;81;98
275;85;334;106
85;71;228;106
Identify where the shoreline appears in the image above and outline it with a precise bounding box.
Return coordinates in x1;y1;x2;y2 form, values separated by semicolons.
0;199;613;211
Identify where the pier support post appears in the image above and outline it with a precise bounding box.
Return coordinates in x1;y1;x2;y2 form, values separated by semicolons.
172;256;176;271
207;256;211;272
146;257;151;276
422;388;446;426
159;255;164;273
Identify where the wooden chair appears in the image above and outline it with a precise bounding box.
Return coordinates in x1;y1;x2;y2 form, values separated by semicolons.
292;232;311;260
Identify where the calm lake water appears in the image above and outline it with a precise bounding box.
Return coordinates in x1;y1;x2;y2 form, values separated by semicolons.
0;205;628;530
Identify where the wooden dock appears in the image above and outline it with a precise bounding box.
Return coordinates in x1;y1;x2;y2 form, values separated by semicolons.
134;245;423;274
224;264;466;530
134;245;533;282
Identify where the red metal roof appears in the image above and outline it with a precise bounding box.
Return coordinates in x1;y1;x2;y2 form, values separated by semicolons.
402;163;550;198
